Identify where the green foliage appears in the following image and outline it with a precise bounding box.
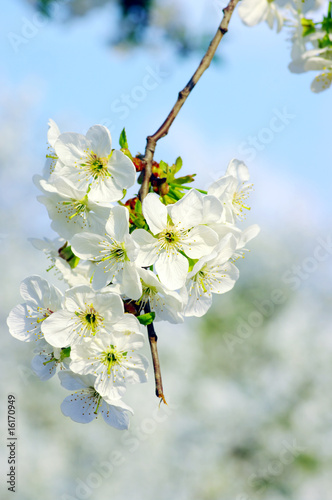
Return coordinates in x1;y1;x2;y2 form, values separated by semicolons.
137;311;155;325
60;347;71;359
318;33;332;48
301;18;316;37
119;128;128;149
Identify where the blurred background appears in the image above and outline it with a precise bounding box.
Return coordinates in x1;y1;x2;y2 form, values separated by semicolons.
1;0;332;499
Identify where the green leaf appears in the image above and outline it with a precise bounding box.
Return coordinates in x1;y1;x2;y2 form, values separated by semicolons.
159;160;168;174
119;128;128;149
318;33;332;48
134;198;142;214
137;311;156;325
301;18;316;37
174;156;182;173
171;174;196;185
130;213;148;229
322;16;332;34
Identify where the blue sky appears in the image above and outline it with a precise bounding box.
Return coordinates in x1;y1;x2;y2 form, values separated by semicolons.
1;0;331;252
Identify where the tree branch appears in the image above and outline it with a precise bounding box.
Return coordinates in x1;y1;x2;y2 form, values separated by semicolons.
144;302;166;404
138;0;240;403
138;0;240;201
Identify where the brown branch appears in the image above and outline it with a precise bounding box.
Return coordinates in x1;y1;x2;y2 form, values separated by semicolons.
138;0;240;201
138;0;240;403
144;303;166;404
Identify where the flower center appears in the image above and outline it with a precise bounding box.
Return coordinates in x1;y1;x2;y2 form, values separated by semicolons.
100;241;128;263
158;224;185;253
36;306;54;323
190;264;226;296
232;183;253;219
138;281;158;307
81;150;111;181
61;195;89;221
76;304;103;335
101;345;127;374
193;267;209;293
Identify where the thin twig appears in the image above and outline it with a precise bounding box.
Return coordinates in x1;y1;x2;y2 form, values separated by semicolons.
138;0;240;403
144;303;166;404
138;0;240;201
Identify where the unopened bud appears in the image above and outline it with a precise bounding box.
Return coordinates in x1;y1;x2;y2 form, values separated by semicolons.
160;182;169;196
133;157;144;172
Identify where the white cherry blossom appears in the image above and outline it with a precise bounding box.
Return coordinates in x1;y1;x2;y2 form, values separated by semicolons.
35;175;111;240
238;0;287;32
43;119;62;179
7;276;63;343
29;236;66;273
59;371;133;429
183;234;240;317
208;159;253;224
132;190;219;290
42;287;125;348
53;124;136;203
56;260;94;287
71;205;142;299
31;339;70;381
70;321;148;401
136;268;184;323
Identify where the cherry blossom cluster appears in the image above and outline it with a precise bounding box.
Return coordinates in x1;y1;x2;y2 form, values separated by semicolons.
7;121;259;429
238;0;332;93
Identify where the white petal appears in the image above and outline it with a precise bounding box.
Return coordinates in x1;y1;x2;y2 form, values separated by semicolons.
86;125;112;158
47;119;61;148
101;401;132;430
95;291;125;321
131;229;158;267
182;226;218;259
208;262;239;294
142;193;167;234
58;371;95;390
226;159;250;183
88;177;124;203
7;304;42;342
112;315;142;337
155;251;188;290
213;233;237;263
91;265;111;290
121;262;142;300
203;195;224;224
71;233;103;260
42;310;75;348
184;289;212;318
310;72;332;93
54;132;88;165
169;189;203;229
20;275;50;307
61;392;97;424
124;355;149;384
31;354;57;381
238;0;269;26
108;150;136;189
105;205;129;241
